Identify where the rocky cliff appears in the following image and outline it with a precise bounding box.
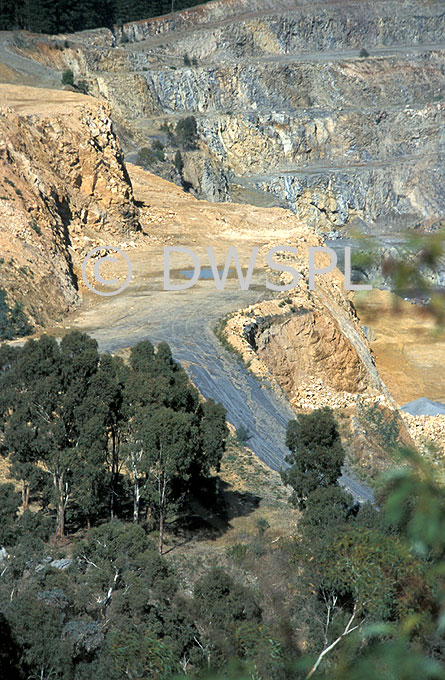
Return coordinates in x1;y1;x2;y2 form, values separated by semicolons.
5;0;443;234
0;85;140;328
221;238;388;407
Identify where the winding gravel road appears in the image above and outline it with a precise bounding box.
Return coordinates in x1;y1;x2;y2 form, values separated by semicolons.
69;265;374;504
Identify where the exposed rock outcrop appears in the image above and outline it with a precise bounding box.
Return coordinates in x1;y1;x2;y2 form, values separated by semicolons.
4;0;445;234
0;85;140;327
5;0;444;231
222;232;389;404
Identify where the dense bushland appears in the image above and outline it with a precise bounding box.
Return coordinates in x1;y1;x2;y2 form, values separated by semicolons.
0;1;213;34
0;336;444;679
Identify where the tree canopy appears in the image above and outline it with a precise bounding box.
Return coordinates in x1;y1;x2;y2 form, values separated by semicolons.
0;332;227;546
0;1;214;33
280;407;345;508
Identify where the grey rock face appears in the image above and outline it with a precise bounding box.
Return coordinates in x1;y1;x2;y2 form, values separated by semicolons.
50;558;73;570
183;151;231;201
15;0;445;230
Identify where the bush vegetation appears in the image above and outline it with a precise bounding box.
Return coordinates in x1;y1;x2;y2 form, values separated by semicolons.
0;1;214;33
0;338;444;679
0;288;31;340
61;68;74;87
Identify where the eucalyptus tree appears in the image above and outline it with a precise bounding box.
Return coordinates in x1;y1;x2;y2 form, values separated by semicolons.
0;333;113;536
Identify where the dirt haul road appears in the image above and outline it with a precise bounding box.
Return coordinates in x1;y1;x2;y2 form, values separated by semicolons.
60;165;375;503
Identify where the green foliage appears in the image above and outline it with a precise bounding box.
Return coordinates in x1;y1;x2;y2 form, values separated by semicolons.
318;525;431;620
309;623;445;680
359;48;370;58
30;220;41;235
175;116;198;148
192;567;262;667
2;329;445;679
6;588;72;679
350;246;378;273
152;139;165;159
103;627;179;679
183;53;191;66
0;613;22;680
137;146;157;167
200;399;228;473
74;521;173;599
281;408;345;508
194;567;261;628
0;288;31;340
226;543;249;563
255;517;270;537
160;121;175;141
381;447;445;558
0;332;111;536
382;231;445;326
0;482;21;546
0;332;222;541
76;79;89;94
121;340;227;548
358;400;401;451
300;485;356;539
0;1;215;34
213;315;244;360
61;68;74;86
137;140;165;167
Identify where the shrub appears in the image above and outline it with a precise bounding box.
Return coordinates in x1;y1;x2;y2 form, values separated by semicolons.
226;543;249;562
76;79;89;94
0;483;21;547
175;116;198;148
152;139;165;161
301;485;357;540
136;147;156;167
183;53;191;66
359;48;369;58
61;68;74;86
193;567;261;628
250;540;266;557
0;288;31;340
358;400;401;451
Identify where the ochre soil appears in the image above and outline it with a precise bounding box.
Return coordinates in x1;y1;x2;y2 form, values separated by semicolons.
353;288;445;405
